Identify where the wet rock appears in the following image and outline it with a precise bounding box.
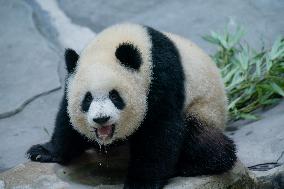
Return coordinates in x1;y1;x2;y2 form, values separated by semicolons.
0;162;71;189
0;146;256;189
0;0;61;118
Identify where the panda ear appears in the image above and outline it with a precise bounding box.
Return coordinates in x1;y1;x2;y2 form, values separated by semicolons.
65;48;79;73
115;43;142;70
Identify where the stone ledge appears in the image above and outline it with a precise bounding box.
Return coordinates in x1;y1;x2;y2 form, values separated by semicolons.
2;150;283;189
253;165;284;189
0;148;257;189
166;160;256;189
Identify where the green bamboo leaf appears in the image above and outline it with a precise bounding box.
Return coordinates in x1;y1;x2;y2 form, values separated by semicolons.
202;35;220;45
223;67;238;83
204;24;284;121
229;26;245;48
228;96;242;110
270;83;284;96
269;37;284;60
239;113;259;120
261;98;281;105
255;59;262;77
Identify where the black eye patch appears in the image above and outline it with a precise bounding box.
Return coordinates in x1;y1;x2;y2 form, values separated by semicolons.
109;89;125;110
81;91;93;112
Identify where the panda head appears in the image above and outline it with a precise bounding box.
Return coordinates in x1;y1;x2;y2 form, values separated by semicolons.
65;27;152;145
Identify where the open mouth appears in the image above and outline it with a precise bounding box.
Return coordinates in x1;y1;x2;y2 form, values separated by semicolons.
94;124;115;141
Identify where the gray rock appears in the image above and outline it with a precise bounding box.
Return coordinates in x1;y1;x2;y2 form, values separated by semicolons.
253;165;284;189
0;0;61;118
0;89;62;171
228;101;284;167
0;180;4;189
165;161;256;189
58;0;284;52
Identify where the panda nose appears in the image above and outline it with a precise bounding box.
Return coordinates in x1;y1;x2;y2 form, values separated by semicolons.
93;116;110;124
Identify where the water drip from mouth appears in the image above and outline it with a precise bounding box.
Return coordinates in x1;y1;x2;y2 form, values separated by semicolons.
104;145;109;168
99;144;102;152
56;145;129;186
104;145;108;154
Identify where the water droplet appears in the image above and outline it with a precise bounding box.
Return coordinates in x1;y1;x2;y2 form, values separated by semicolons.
99;144;102;152
104;145;109;168
104;145;108;154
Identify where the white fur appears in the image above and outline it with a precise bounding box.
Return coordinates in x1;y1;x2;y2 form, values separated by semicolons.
165;32;227;129
86;90;120;127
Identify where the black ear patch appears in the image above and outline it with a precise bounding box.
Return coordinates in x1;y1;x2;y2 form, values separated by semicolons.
115;43;142;70
65;48;79;73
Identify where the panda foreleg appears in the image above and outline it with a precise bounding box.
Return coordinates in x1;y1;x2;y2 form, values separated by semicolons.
178;115;237;176
26;95;91;164
125;117;185;189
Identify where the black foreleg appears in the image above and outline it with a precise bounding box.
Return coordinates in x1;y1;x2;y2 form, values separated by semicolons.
27;94;91;164
124;117;185;189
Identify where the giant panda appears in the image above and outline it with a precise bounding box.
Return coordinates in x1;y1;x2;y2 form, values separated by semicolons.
27;23;237;189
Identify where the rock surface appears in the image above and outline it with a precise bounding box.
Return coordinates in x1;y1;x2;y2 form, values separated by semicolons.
0;0;96;171
0;146;256;189
0;0;61;118
228;101;284;168
0;90;62;171
254;164;284;189
58;0;284;52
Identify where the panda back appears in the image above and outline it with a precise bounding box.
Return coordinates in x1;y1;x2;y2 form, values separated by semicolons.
165;32;228;130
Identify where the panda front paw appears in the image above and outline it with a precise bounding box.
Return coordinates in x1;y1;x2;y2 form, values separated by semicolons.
26;143;62;163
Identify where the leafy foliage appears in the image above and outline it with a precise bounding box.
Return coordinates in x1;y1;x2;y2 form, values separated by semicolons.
203;27;284;121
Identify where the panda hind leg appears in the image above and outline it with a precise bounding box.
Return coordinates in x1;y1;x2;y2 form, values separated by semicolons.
178;115;237;176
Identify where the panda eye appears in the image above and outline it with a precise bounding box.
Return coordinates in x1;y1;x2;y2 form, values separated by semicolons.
109;90;119;101
109;89;125;110
85;92;93;101
81;92;93;112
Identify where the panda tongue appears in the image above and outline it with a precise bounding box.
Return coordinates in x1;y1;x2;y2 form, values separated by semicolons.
97;125;112;140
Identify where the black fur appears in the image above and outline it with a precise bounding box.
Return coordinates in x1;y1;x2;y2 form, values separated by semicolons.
65;48;79;73
115;43;142;70
81;91;93;112
109;89;126;110
124;27;186;189
27;92;94;164
178;115;237;177
27;49;88;163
